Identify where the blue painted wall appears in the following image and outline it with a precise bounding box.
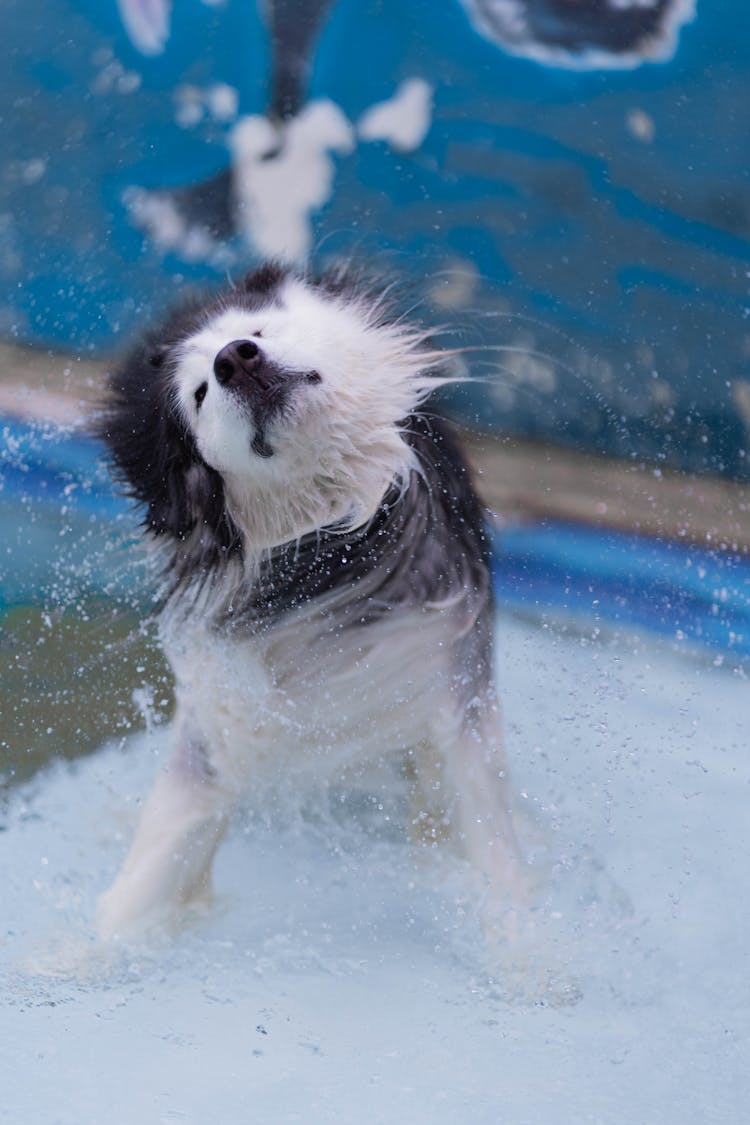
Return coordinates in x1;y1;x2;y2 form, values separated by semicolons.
2;0;749;477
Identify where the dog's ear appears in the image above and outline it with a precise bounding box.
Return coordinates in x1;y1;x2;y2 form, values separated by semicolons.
240;262;288;295
97;343;237;554
142;417;206;541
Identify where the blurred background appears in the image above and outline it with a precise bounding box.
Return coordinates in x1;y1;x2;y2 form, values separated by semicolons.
1;0;749;784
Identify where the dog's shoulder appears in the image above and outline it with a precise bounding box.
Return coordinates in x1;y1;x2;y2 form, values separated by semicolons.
223;408;492;632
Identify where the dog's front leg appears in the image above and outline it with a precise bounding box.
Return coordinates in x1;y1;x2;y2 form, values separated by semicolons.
434;697;532;915
96;720;234;941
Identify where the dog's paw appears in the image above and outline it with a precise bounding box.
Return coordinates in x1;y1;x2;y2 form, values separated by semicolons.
479;905;583;1007
21;934;120;980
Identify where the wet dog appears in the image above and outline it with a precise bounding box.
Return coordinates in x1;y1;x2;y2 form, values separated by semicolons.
96;263;526;940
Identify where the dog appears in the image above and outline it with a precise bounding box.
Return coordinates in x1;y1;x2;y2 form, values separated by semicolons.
95;262;527;942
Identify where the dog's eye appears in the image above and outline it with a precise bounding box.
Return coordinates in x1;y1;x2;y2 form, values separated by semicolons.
194;382;208;408
306;370;322;384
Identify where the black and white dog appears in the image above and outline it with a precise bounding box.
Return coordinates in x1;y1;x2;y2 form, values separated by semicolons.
96;263;526;941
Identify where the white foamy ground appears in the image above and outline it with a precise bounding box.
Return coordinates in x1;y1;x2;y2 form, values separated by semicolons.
1;614;747;1123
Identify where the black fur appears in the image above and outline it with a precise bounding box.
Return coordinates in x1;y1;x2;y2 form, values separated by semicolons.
97;320;242;576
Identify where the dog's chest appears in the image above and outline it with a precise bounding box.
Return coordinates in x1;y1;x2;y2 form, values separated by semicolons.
163;607;457;785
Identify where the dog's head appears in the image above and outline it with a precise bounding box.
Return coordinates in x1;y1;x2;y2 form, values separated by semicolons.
101;264;443;563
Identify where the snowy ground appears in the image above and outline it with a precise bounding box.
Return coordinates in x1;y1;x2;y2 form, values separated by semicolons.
1;613;747;1124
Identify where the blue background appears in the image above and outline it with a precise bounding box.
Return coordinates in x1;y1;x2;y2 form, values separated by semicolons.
2;0;749;477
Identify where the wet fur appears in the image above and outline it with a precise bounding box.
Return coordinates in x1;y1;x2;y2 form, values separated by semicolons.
95;263;525;941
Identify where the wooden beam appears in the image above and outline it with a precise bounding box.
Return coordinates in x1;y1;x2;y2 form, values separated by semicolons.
466;431;750;551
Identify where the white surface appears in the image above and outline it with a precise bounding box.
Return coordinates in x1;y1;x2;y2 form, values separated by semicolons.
1;614;747;1123
230;101;354;263
357;79;433;152
117;0;170;57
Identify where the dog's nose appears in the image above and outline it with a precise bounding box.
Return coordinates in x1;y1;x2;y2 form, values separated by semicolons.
213;339;261;385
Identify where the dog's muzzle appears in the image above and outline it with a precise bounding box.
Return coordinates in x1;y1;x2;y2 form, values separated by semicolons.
214;339;264;386
213;339;286;459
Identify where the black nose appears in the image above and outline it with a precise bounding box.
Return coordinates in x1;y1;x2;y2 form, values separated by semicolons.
213;339;261;385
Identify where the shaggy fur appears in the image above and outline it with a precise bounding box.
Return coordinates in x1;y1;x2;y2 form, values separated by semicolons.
95;263;526;941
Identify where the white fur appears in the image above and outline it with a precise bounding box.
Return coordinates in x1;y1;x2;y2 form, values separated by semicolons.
96;275;527;943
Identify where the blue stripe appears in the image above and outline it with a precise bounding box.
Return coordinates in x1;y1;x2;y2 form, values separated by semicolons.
492;522;750;658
